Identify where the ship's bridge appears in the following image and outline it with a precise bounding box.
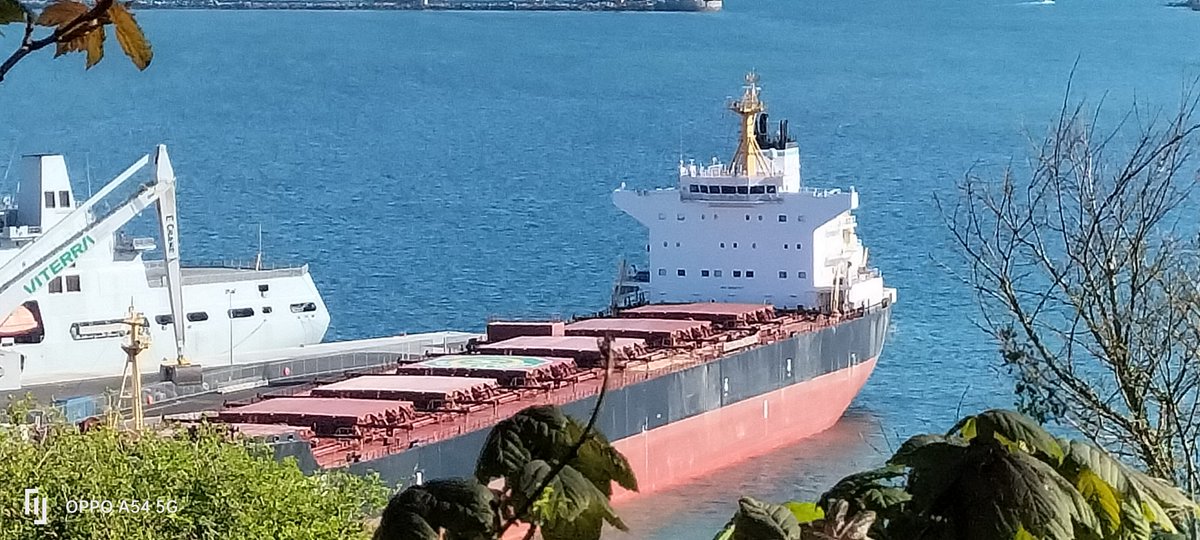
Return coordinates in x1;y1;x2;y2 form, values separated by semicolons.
613;73;895;313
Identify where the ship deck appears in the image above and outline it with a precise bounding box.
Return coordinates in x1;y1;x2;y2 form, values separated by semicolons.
33;331;480;422
174;303;875;470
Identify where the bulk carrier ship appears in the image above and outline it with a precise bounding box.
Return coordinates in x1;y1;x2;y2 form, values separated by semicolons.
200;73;895;494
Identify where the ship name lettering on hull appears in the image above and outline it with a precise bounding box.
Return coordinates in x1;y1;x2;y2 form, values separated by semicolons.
23;235;96;294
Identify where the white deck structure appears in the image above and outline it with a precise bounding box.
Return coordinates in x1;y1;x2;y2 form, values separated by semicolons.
614;74;896;311
0;147;330;387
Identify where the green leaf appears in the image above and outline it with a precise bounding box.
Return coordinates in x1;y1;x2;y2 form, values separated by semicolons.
952;410;1064;465
889;437;970;513
389;478;496;540
475;405;571;484
1014;524;1039;540
731;497;802;540
1126;469;1199;516
372;510;440;540
517;460;627;540
782;501;824;524
820;464;909;514
1117;499;1151;540
1075;468;1121;535
566;416;639;495
0;0;28;25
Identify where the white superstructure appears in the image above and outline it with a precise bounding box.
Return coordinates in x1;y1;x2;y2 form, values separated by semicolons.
614;73;896;311
0;146;329;387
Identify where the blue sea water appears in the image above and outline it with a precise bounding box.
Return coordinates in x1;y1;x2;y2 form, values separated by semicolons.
3;0;1200;536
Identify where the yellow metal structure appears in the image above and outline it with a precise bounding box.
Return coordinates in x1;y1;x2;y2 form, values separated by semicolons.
118;305;151;432
728;72;772;177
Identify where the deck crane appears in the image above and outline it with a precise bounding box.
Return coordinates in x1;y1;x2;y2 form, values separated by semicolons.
0;145;190;391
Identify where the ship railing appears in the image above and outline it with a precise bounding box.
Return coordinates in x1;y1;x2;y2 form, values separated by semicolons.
798;186;845;198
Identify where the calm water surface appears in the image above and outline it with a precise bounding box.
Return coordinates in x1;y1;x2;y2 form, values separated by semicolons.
3;0;1199;536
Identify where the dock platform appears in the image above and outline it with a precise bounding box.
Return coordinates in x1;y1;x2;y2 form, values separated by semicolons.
23;331;481;423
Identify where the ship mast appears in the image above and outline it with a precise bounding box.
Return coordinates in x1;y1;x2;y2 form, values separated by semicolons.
728;72;771;177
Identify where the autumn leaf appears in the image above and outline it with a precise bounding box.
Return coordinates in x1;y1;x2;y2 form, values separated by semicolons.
36;0;87;27
1;0;29;26
83;25;102;68
107;2;150;70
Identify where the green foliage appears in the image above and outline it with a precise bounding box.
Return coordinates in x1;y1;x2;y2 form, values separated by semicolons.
475;405;637;497
378;405;637;540
719;409;1199;540
0;405;388;540
374;478;495;540
784;502;825;524
0;0;29;25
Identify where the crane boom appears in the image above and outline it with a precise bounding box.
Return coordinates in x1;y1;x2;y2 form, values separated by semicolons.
0;145;188;389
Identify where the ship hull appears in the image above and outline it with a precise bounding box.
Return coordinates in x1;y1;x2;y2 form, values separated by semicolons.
276;306;890;491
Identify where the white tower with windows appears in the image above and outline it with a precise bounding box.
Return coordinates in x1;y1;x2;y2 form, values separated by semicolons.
613;73;896;312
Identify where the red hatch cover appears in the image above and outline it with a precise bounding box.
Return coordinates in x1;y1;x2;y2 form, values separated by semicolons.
476;335;646;366
397;355;576;385
620;303;776;324
565;318;712;343
310;375;499;408
217;397;415;437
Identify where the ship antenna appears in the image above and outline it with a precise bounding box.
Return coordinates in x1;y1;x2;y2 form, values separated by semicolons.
85;152;93;198
254;223;263;271
728;71;771;177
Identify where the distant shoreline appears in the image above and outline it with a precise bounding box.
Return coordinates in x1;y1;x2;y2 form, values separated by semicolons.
107;0;723;11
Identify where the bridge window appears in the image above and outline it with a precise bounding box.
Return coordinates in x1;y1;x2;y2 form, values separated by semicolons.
798;271;808;279
59;191;70;208
699;185;709;193
721;186;736;194
714;270;723;277
48;277;63;293
779;271;788;279
44;191;55;209
737;186;748;195
689;184;700;193
65;275;80;292
701;270;710;277
155;315;173;325
746;271;755;278
750;186;765;194
657;269;666;276
677;269;686;277
228;308;254;319
778;215;788;222
187;312;209;322
733;270;742;278
766;186;777;194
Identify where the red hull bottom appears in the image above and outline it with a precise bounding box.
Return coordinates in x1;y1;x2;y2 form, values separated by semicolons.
612;357;877;501
502;358;877;539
